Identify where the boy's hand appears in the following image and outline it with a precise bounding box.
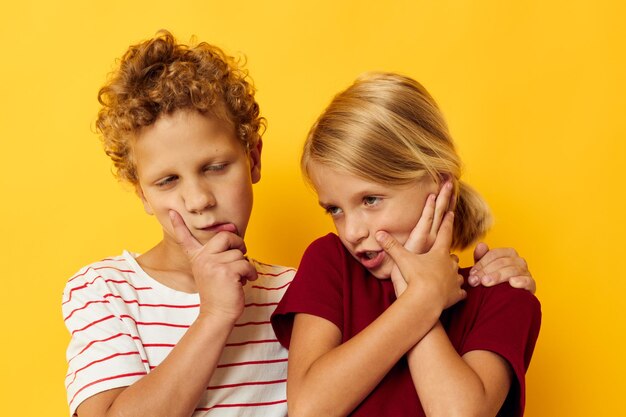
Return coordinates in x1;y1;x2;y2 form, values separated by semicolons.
388;182;454;296
169;210;257;320
377;212;466;311
469;243;536;293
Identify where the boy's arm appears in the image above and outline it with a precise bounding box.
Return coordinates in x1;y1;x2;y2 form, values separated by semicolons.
75;211;256;417
287;213;465;417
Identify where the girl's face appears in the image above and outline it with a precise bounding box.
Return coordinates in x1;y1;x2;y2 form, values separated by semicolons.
308;161;439;279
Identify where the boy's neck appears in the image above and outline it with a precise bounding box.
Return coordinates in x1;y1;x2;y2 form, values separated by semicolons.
136;240;198;293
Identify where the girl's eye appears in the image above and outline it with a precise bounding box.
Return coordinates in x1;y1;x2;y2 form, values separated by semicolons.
156;176;178;187
325;206;343;216
363;196;381;207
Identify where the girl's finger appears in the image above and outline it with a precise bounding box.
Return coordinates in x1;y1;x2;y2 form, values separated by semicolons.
432;211;454;251
403;193;436;254
431;181;453;236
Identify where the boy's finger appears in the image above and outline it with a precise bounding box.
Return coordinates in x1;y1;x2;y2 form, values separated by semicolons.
472;242;490;264
206;232;248;255
403;193;436;253
432;211;454;251
431;182;453;235
473;266;536;293
169;210;202;255
233;259;259;283
470;247;522;274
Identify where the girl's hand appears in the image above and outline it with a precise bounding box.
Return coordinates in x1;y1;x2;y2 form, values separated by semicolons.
169;210;257;321
469;243;536;293
388;181;454;296
377;211;466;311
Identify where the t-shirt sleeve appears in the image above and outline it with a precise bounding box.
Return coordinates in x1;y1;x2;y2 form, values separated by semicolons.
271;234;345;348
62;268;147;416
460;284;542;417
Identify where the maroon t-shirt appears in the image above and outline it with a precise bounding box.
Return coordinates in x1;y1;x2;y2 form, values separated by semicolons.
271;233;541;417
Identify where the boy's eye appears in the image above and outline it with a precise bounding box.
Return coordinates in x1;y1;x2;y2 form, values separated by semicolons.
363;196;381;207
325;206;343;216
204;163;226;172
156;176;178;187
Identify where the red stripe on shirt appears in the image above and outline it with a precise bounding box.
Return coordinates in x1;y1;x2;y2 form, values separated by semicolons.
143;343;176;348
64;300;110;321
104;294;199;309
63;277;151;305
65;295;199;321
257;268;296;277
250;282;291;291
70;315;117;336
66;351;141;389
69;371;147;407
68;333;139;363
225;339;279;347
216;357;288;368
207;378;286;390
195;399;286;411
68;266;136;283
119;314;190;329
234;321;271;327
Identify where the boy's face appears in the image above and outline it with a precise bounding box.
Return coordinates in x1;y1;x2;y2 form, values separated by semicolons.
134;109;261;247
308;162;438;279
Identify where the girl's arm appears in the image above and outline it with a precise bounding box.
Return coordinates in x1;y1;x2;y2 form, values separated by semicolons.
75;211;257;417
287;213;464;417
406;323;512;417
379;231;514;417
378;187;531;417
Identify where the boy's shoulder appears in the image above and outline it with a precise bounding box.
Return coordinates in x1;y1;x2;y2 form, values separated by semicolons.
65;252;138;284
62;251;147;303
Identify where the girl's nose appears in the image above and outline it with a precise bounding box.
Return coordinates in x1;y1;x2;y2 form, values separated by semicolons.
343;214;369;244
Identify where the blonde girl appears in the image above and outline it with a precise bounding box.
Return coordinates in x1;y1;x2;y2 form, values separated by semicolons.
271;72;541;417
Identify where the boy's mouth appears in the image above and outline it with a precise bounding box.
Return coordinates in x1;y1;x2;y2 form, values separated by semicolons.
199;222;238;235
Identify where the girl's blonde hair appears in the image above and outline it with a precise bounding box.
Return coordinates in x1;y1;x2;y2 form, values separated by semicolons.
302;72;492;250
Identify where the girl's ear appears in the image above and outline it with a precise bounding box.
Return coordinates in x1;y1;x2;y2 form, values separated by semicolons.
249;139;263;184
438;173;452;185
135;185;154;215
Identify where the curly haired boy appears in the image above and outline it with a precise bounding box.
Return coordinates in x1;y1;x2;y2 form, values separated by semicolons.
62;30;295;417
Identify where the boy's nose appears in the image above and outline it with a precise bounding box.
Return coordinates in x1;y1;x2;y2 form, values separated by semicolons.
183;182;216;214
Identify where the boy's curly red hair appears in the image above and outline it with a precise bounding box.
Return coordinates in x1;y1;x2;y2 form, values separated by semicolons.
96;30;264;185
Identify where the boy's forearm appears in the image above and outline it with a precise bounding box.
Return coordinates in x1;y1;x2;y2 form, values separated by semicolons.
84;314;236;417
289;296;441;417
406;323;510;417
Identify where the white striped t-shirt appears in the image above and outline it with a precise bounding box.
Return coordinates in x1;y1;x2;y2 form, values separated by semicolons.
62;251;295;416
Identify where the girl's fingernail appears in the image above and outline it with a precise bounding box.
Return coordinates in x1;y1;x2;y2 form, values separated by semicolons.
468;276;478;286
483;275;493;285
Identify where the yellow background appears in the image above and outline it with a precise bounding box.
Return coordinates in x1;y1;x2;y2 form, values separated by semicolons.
1;0;624;415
